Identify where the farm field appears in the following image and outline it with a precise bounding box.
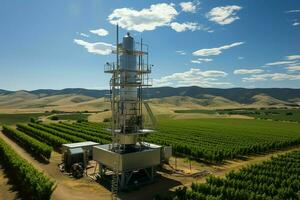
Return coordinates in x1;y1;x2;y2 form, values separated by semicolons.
0;130;112;200
0;113;50;125
169;150;300;200
147;118;300;162
8;118;300;163
48;113;90;121
0;136;54;199
0;117;300;199
174;108;300;122
218;108;300;122
0;167;19;200
174;110;216;114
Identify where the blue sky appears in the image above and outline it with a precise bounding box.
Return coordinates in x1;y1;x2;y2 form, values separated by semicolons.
0;0;300;91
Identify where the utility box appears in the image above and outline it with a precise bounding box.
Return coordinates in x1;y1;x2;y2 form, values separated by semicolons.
64;147;84;172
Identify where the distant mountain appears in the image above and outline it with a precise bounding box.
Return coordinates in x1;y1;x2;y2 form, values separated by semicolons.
1;87;299;103
30;88;109;98
0;87;299;112
0;89;13;95
143;87;300;104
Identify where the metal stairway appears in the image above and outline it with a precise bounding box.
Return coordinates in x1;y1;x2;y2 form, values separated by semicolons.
143;101;157;127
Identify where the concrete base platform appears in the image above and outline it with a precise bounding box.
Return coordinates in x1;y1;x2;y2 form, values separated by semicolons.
93;142;161;172
93;142;161;190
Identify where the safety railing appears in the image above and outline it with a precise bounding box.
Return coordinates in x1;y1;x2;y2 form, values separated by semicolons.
104;62;151;74
110;76;153;87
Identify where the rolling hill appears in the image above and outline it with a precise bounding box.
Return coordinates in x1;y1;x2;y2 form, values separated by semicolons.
0;87;299;113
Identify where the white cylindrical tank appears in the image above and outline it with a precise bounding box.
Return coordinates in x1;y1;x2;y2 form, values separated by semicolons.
119;33;138;134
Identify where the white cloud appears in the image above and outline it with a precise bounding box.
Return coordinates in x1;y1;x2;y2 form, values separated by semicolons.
286;65;300;71
179;1;198;13
170;22;200;32
201;70;227;77
206;5;242;25
191;60;202;64
80;33;89;37
90;28;109;36
265;60;296;66
191;58;213;64
238;56;244;60
234;69;264;75
74;39;114;55
191;60;201;64
268;73;300;81
192;42;244;56
286;55;300;60
243;73;300;82
176;50;186;55
108;3;178;32
292;22;300;26
153;68;230;87
198;58;213;62
286;10;300;13
107;3;213;33
242;77;267;82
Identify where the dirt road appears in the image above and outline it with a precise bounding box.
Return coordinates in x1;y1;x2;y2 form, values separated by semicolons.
0;167;19;200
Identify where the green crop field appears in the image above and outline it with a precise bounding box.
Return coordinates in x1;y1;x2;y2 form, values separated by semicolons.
7;118;300;163
26;122;110;145
0;137;54;199
0;113;49;125
29;119;300;163
48;113;90;121
168;150;300;200
146;118;300;162
174;110;216;114
222;108;300;122
174;108;300;122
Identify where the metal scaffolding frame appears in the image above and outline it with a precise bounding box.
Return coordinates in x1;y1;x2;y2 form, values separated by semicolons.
102;25;157;197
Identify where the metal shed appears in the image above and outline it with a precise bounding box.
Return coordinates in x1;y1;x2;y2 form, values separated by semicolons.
62;141;99;158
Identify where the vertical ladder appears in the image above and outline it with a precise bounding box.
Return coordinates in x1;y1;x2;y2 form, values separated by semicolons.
111;131;119;199
111;161;119;200
111;24;119;200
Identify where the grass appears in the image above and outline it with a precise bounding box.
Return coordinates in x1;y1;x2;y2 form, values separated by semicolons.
174;108;300;122
0;113;49;125
146;118;300;162
48;113;90;121
174;110;216;114
219;108;300;122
